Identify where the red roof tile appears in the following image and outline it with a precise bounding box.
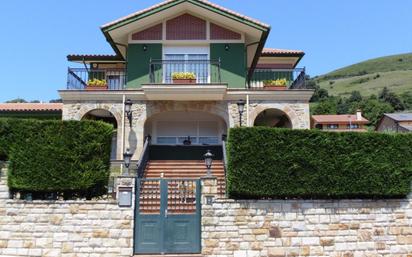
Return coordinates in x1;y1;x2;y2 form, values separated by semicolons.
312;114;369;124
101;0;270;30
0;103;63;112
262;48;305;56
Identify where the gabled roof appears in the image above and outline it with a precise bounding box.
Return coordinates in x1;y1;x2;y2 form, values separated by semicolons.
312;114;369;124
384;113;412;122
0;103;63;112
101;0;270;32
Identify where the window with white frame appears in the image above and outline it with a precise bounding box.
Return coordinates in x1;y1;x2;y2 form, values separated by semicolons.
163;46;210;83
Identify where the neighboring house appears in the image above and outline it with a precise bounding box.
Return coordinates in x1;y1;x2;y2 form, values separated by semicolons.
311;110;369;132
376;113;412;132
59;0;313;254
0;103;62;119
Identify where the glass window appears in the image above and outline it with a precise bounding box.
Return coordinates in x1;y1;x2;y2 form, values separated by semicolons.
327;124;339;129
157;137;177;145
347;124;360;129
199;137;219;145
164;53;209;83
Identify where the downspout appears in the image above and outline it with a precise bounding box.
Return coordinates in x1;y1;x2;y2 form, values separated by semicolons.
245;41;260;88
246;94;250;126
121;94;126;174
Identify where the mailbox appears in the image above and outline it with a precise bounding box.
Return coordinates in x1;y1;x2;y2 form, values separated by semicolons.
118;187;132;207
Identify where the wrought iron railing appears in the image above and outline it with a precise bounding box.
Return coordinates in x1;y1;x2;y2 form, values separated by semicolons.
67;68;126;90
136;136;151;178
249;67;306;89
149;59;222;84
221;135;228;197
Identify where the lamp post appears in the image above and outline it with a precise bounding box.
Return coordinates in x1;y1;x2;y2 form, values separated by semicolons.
123;148;133;176
204;150;214;177
237;99;246;127
125;99;133;127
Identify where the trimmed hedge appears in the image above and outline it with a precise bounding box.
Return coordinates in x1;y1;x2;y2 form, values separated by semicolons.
0;119;113;198
227;127;412;199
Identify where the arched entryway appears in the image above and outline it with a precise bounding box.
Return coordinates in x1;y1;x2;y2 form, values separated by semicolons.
144;111;227;146
81;109;119;160
253;108;292;128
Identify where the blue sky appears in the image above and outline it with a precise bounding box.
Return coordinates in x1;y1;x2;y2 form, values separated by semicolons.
0;0;411;102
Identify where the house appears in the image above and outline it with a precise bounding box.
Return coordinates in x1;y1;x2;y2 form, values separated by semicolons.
311;110;369;132
0;103;62;119
376;113;412;132
59;0;313;254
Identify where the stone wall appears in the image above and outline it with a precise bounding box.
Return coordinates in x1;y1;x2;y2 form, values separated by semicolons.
0;163;134;257
201;177;412;257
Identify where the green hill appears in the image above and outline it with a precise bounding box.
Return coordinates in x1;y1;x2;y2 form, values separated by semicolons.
316;53;412;97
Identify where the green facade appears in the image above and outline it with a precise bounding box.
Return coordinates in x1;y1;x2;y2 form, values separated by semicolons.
127;43;162;88
210;43;246;88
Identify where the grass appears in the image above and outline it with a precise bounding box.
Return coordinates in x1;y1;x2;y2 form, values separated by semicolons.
316;53;412;97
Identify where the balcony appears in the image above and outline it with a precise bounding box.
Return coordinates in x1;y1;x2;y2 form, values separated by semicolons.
250;68;306;90
67;68;126;90
142;59;227;101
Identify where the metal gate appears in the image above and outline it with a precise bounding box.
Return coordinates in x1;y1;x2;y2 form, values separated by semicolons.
134;178;201;254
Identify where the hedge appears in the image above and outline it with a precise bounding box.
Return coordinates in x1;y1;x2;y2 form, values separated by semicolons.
227;127;412;199
0;119;113;198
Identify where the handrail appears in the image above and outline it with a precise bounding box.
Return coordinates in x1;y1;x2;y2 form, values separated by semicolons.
136;135;151;178
289;67;306;89
222;135;228;197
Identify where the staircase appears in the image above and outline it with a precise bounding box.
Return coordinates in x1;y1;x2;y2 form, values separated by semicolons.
137;160;225;214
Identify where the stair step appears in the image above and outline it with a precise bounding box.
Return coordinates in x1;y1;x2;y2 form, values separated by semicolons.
134;254;202;257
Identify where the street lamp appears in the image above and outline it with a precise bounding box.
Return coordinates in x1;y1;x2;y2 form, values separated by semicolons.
204;150;214;177
123;148;133;176
125;99;133;127
237;99;246;127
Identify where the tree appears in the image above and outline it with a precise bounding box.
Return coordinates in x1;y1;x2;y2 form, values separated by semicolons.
400;92;412;110
347;91;362;103
6;98;27;103
378;87;405;111
350;98;394;127
49;99;62;103
311;98;338;115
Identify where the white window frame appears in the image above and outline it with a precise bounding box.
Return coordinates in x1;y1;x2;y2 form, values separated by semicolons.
163;46;210;83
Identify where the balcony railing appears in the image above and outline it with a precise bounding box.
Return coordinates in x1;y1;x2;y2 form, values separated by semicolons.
67;68;126;90
249;67;306;90
149;59;221;84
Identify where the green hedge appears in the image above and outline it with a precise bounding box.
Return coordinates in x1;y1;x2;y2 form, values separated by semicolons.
227;127;412;199
0;119;113;198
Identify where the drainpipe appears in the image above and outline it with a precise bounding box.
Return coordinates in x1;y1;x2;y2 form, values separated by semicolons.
121;94;126;174
245;41;260;88
246;94;250;126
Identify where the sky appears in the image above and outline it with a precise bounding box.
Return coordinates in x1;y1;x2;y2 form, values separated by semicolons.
0;0;411;102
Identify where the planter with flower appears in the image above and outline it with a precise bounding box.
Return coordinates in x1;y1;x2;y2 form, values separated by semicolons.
172;72;197;84
86;79;108;90
263;78;288;90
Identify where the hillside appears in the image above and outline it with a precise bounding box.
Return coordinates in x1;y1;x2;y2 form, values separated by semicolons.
316;53;412;97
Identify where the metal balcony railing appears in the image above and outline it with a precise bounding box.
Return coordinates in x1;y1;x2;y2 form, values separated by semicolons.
249;67;306;90
149;59;222;84
67;68;126;90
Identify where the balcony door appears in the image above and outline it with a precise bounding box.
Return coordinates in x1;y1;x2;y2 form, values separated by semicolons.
163;46;209;83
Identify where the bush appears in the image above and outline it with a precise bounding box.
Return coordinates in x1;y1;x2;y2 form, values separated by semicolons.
227;127;412;199
0;119;113;198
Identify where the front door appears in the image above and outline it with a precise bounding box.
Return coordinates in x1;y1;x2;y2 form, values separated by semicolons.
134;178;201;254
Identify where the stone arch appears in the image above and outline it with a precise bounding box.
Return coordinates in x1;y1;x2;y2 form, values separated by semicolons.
80;107;122;160
249;105;300;129
78;105;122;127
139;101;232;133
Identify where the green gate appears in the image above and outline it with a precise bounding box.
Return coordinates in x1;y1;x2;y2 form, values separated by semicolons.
134;178;201;254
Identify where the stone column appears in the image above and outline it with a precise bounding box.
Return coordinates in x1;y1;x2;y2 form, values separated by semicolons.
0;162;9;200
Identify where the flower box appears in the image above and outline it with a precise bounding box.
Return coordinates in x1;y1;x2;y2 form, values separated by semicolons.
263;85;287;91
85;85;108;91
172;79;196;84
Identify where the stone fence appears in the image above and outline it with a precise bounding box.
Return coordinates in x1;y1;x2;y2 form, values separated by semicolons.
0;163;134;257
1;164;411;257
201;177;412;257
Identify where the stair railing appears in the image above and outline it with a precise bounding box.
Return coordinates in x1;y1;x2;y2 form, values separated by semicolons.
136;135;151;178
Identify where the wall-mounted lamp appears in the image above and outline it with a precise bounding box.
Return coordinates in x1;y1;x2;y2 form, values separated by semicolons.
204;150;214;177
125;99;133;127
123;148;133;176
142;44;148;52
237;99;246;127
224;44;230;51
